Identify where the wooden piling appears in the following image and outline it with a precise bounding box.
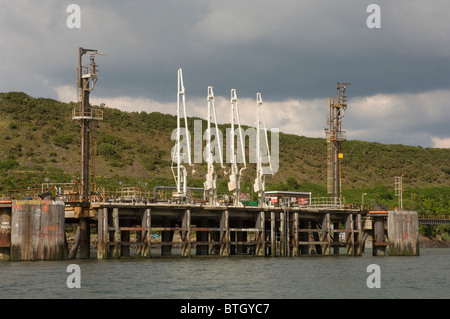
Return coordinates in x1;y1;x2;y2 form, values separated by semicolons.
210;220;221;255
79;218;90;259
236;220;247;255
320;213;331;255
161;219;173;256
345;214;354;255
355;214;362;256
137;208;152;257
97;207;109;259
270;212;276;256
219;210;229;256
332;221;340;255
113;208;120;258
181;209;191;257
255;211;265;256
298;219;309;255
291;212;299;257
53;202;375;260
196;218;208;255
68;226;80;259
312;221;322;255
121;218;130;257
280;211;286;256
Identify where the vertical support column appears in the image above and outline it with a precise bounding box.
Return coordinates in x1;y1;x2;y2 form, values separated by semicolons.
97;207;109;259
312;219;322;255
333;221;340;255
121;219;130;257
230;219;236;255
345;214;355;255
373;216;387;256
255;211;265;256
280;211;286;257
298;219;309;255
291;212;299;257
145;208;151;257
237;220;247;254
162;219;173;256
320;213;331;255
210;218;220;255
113;208;120;258
136;218;142;256
181;209;191;257
285;210;290;257
0;209;11;261
79;213;90;259
220;210;229;256
196;219;208;255
354;214;362;256
139;208;151;257
270;211;276;257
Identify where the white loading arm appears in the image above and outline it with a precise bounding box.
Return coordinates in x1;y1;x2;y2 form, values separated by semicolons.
172;68;193;199
253;93;273;206
228;89;247;206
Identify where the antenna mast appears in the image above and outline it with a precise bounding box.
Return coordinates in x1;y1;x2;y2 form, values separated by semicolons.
73;47;105;204
326;82;350;204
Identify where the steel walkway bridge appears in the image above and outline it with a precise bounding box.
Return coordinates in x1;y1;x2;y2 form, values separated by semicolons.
418;216;450;225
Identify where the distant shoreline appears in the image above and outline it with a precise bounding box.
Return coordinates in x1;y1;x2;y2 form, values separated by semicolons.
419;235;450;248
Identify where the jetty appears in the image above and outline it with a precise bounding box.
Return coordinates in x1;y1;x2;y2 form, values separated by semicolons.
0;48;422;261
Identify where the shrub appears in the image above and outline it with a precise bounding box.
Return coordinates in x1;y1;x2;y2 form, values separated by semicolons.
0;159;19;170
98;143;116;157
53;134;73;148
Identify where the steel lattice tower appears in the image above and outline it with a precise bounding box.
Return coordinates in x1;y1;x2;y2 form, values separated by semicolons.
326;83;350;203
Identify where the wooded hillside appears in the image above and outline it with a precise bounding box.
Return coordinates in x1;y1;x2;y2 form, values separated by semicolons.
0;91;449;216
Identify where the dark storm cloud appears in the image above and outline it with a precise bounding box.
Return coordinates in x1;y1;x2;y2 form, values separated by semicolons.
0;0;449;147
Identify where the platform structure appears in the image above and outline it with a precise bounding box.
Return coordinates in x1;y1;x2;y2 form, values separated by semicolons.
0;199;424;260
63;202;364;259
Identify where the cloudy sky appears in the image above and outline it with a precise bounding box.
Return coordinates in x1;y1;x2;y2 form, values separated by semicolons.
1;0;449;147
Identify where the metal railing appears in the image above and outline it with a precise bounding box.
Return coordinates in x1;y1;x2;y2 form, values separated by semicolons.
418;215;450;224
326;130;346;142
72;108;104;120
310;197;347;209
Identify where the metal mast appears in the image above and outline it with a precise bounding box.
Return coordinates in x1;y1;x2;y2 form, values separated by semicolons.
395;174;404;209
204;86;224;206
73;47;104;203
72;47;104;260
228;89;246;206
326;82;350;204
172;68;193;201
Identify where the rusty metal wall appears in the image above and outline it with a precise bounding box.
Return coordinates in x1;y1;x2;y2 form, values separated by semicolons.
0;208;11;260
0;209;11;247
11;200;65;261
